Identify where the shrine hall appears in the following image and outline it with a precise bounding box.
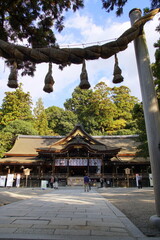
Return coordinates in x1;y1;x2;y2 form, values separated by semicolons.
0;124;150;187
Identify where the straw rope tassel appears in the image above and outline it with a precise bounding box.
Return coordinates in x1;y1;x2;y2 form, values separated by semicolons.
7;61;18;88
43;62;55;93
79;60;91;89
112;54;124;84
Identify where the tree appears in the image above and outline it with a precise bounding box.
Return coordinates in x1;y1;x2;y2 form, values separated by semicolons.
0;1;157;82
132;103;149;158
0;131;13;158
45;106;78;135
33;98;52;135
64;83;138;135
2;119;38;135
102;0;159;16
0;0;84;45
1;0;156;46
0;119;38;157
64;87;98;134
91;82;117;134
0;85;39;157
0;84;33;127
0;0;84;75
111;86;138;134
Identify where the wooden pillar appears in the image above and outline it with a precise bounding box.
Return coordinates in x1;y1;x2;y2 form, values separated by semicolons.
87;152;90;175
52;154;55;175
67;152;69;177
130;9;160;228
102;155;105;177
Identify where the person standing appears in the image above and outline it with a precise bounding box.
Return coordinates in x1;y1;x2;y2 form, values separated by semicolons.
50;176;54;188
84;174;89;192
89;177;92;191
136;174;142;189
137;175;142;189
100;177;104;188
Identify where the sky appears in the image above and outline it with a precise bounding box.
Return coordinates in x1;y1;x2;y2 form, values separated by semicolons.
0;0;159;109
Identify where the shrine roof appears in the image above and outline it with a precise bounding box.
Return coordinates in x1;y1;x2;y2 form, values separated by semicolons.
36;124;120;154
4;124;140;158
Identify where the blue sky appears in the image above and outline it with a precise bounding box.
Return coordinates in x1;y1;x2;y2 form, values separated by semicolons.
0;0;159;109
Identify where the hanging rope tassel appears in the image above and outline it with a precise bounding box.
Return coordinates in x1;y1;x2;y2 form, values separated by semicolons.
43;62;55;93
79;60;91;89
7;61;18;88
112;54;124;84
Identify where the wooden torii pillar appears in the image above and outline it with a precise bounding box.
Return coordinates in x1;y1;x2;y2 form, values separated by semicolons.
129;8;160;229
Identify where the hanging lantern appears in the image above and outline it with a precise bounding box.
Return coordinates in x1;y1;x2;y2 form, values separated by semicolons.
7;61;18;88
79;60;91;89
112;54;124;84
43;62;55;93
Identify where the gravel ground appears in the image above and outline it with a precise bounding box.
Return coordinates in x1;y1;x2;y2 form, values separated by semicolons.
0;187;160;238
97;187;160;237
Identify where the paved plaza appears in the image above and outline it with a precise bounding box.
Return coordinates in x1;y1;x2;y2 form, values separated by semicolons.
0;187;159;240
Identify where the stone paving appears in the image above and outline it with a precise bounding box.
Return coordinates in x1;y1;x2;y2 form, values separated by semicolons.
0;187;159;240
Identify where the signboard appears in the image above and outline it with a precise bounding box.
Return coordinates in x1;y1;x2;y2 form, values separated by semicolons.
23;168;31;176
0;176;6;187
89;159;102;166
69;158;88;166
41;180;48;189
149;174;153;187
125;168;131;175
55;158;102;167
6;174;14;187
16;174;21;188
55;159;67;166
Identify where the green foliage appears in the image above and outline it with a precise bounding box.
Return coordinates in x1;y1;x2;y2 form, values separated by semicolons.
0;0;158;75
132;103;149;157
0;0;84;75
64;82;138;135
110;86;138;134
151;0;160;8
45;106;78;135
152;39;160;105
102;0;158;16
91;82;116;134
0;119;38;157
2;119;38;135
0;85;37;157
112;86;137;119
0;131;13;158
33;98;52;135
64;87;96;134
0;0;157;45
0;84;33;126
102;0;127;16
0;0;84;46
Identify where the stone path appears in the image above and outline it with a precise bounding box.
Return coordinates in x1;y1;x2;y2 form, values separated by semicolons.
0;187;159;240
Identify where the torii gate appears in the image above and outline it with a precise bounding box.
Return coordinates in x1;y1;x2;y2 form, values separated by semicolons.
0;8;160;228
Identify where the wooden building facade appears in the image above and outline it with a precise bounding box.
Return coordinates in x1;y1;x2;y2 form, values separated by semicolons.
0;125;151;187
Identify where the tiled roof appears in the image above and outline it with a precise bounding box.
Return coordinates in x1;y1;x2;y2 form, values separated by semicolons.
4;125;140;159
